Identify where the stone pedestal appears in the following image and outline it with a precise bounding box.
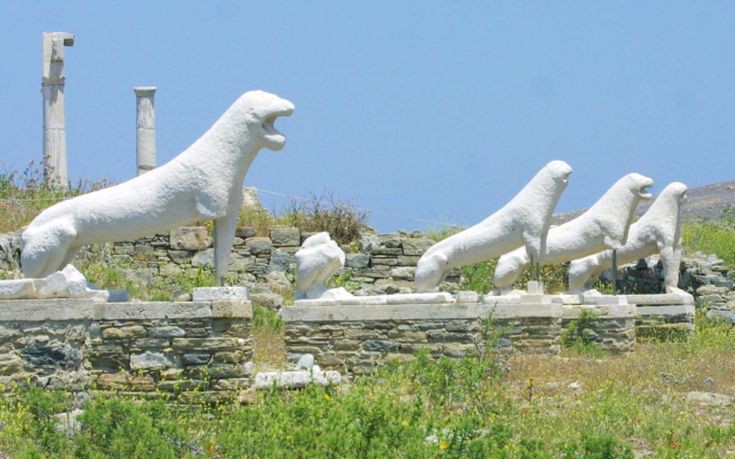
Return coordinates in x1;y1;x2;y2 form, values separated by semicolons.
192;286;248;302
630;292;696;341
134;86;157;175
42;32;74;189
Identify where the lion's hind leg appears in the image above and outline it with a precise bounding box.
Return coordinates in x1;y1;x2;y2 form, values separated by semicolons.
415;252;449;292
21;223;77;278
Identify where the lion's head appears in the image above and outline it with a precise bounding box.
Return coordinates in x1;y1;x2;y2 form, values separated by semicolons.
545;160;573;186
622;173;654;201
238;90;295;151
663;181;688;203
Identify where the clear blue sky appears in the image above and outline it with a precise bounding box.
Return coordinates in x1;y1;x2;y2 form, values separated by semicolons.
1;2;733;232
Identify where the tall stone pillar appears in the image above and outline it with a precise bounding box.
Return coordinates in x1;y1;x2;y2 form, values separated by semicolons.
42;32;74;190
134;87;157;176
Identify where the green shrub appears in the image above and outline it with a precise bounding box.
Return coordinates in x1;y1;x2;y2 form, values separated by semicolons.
561;309;606;355
682;218;735;267
252;305;284;332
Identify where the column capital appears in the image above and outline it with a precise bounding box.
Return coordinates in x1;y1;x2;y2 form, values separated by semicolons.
134;86;157;97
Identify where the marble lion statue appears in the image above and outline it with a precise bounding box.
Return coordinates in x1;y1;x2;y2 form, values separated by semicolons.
21;90;294;284
567;182;688;293
493;172;654;290
415;160;573;292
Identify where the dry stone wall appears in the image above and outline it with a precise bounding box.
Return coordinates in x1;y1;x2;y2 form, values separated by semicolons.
282;303;563;376
0;299;253;402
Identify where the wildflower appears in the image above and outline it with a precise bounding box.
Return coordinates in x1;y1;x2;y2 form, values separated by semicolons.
323;394;330;401
439;440;448;450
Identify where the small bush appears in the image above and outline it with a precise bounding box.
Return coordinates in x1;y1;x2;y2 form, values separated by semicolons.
282;190;369;245
252;305;284;332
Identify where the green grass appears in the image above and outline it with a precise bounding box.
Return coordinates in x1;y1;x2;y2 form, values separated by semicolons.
3;316;735;457
682;218;735;267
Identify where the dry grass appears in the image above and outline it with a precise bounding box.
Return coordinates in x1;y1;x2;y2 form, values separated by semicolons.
253;328;287;371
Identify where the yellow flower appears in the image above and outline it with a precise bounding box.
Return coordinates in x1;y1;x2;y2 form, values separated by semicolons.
323;394;331;401
439;440;448;450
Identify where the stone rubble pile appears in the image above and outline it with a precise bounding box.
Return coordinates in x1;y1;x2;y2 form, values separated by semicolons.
254;353;341;389
624;252;735;323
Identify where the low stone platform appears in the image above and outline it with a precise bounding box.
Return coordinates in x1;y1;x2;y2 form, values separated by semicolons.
281;301;563;375
629;292;696;341
0;298;253;401
282;291;697;374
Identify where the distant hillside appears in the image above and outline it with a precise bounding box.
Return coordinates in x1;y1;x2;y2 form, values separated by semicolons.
552;180;735;224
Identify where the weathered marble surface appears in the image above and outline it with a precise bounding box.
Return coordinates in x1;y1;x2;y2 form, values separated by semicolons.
415;160;572;292
295;232;349;300
254;367;341;389
494;173;654;289
0;265;107;301
134;86;157;176
22;91;294;287
568;182;688;293
42;32;74;190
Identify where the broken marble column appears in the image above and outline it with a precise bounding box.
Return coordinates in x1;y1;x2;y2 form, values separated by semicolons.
295;232;352;300
134;86;157;175
42;32;74;189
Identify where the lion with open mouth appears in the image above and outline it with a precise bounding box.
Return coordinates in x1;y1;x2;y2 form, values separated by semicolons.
21;90;294;284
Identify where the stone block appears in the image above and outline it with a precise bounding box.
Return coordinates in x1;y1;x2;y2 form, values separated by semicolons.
170;227;213;251
213;351;244;364
133;245;157;262
191;249;214;268
371;257;398;266
390;267;416;279
211;300;252;318
345;253;370;269
246;237;273;255
148;326;186;338
132;338;170;349
270;227;300;247
102;325;147;340
378;236;403;248
397;255;420;266
207;363;250;379
172;337;243;351
182;353;211;365
236;227;257;239
192;287;248;302
130;351;173;370
401;238;434;256
269;250;293;272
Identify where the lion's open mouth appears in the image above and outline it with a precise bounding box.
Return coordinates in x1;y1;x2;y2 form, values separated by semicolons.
638;184;653;199
262;105;295;147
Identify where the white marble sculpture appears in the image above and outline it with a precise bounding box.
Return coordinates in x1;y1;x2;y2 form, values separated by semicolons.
0;265;107;301
493;173;654;290
21;90;294;285
415;160;573;292
568;182;688;293
295;232;352;300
